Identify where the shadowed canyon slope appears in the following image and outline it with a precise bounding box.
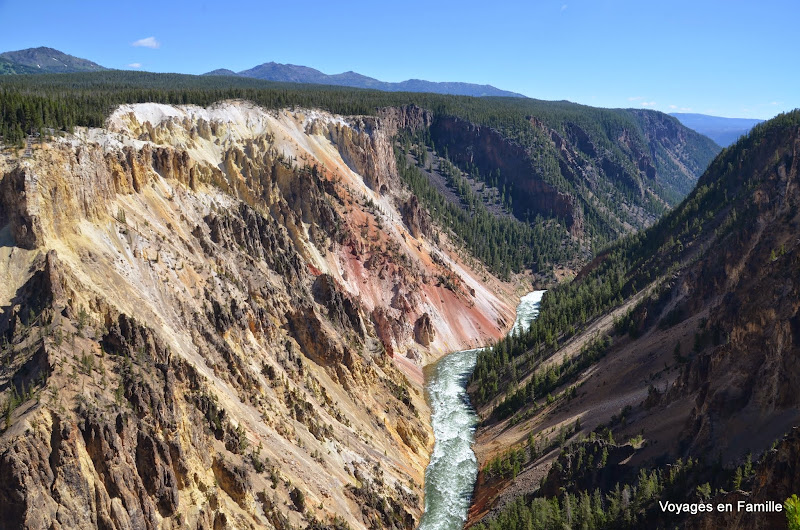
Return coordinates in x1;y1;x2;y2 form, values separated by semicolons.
0;101;518;529
420;107;719;238
467;111;800;529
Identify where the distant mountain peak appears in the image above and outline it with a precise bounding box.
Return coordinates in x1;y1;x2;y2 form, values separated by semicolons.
0;46;106;74
203;68;240;77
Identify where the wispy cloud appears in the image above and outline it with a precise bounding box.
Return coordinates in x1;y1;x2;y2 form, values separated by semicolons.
561;4;568;11
132;37;160;49
669;104;678;109
128;63;142;69
628;96;657;107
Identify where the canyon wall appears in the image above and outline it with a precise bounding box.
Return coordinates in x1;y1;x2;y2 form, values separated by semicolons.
0;101;515;530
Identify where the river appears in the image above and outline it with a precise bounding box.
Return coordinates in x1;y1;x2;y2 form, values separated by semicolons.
418;290;546;530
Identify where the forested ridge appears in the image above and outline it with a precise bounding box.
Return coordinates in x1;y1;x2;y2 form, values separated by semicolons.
0;71;704;135
1;71;719;279
0;71;715;190
0;71;625;143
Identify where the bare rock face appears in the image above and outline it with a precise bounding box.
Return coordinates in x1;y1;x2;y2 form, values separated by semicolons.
538;440;635;498
324;117;397;193
0;406;185;530
0;166;44;249
106;144;196;194
2;250;66;335
323;104;432;196
202;202;306;284
212;457;250;508
401;195;430;239
372;307;397;357
135;431;180;516
414;313;435;347
285;306;344;367
289;486;306;512
312;274;364;337
372;307;413;357
377;105;433;136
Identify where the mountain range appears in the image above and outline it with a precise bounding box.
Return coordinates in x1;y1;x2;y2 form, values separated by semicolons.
0;46;523;98
203;61;527;98
670;112;763;147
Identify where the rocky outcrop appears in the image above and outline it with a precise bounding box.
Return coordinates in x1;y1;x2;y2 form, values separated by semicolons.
106;144;196;193
414;313;435;347
323;116;397;193
322;105;428;194
400;194;430;239
135;431;180;516
0;404;189;530
377;105;433;136
202;203;306;282
372;306;416;359
1;250;66;334
212;457;250;508
0;166;45;248
538;440;636;498
285;306;344;367
312;274;364;337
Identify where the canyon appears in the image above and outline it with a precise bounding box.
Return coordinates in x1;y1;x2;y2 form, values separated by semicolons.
0;75;774;529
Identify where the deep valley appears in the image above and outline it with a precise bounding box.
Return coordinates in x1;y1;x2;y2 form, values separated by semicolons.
0;59;798;530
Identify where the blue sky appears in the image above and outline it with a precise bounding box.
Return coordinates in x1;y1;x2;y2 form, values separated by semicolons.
0;0;796;119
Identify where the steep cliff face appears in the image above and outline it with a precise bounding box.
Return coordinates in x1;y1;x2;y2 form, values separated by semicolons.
377;105;433;137
429;117;579;230
656;119;800;460
428;110;718;239
0;101;515;529
686;428;800;530
627;109;720;198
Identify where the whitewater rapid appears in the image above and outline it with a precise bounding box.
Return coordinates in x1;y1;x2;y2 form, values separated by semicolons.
418;290;546;530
